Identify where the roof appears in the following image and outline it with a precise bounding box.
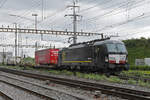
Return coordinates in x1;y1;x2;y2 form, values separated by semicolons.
94;40;124;46
35;48;59;52
67;39;124;49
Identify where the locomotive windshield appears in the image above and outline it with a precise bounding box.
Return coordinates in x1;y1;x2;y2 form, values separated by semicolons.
106;43;127;53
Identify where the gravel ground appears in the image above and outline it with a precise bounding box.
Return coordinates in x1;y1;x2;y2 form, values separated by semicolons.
0;95;6;100
0;70;128;100
0;82;45;100
0;72;90;100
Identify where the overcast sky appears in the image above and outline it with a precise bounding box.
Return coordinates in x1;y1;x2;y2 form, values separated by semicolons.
0;0;150;57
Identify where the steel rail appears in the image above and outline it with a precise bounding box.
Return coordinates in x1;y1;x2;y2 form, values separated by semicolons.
0;80;55;100
0;79;56;100
0;74;85;100
0;74;56;100
0;67;150;100
115;75;150;83
0;90;13;100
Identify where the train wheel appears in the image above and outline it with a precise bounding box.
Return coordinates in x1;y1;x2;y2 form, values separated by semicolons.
105;73;110;77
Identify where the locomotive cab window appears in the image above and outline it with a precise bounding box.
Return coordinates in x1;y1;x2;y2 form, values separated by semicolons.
106;43;127;53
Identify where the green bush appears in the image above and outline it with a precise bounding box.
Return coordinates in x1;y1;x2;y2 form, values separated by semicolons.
128;79;137;85
121;70;150;78
138;80;150;88
129;65;150;70
106;76;123;83
124;38;150;65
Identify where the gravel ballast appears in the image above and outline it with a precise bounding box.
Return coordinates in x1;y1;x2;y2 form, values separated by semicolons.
0;82;45;100
0;66;147;100
0;71;92;100
0;69;128;100
22;69;150;93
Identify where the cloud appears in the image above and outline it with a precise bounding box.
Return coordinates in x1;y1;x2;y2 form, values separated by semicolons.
0;0;150;57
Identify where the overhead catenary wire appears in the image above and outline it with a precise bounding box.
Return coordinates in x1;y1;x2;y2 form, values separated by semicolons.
93;1;150;32
38;7;67;25
83;0;148;32
80;0;98;5
11;0;46;29
13;0;41;23
119;29;150;38
82;0;130;21
7;0;70;46
0;0;7;9
80;0;113;13
26;5;68;29
0;0;4;5
94;11;150;36
95;0;148;20
83;0;147;22
108;18;150;36
1;0;150;44
94;13;145;32
34;0;73;28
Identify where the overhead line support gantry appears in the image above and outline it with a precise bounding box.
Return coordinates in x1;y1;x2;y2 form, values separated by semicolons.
65;1;81;44
0;27;100;36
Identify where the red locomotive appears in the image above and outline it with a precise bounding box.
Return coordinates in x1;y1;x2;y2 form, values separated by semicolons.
35;49;59;65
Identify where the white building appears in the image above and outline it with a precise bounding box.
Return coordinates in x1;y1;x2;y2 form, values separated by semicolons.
144;58;150;66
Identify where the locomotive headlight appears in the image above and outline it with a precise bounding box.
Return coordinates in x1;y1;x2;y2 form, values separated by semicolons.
126;58;128;63
105;56;109;62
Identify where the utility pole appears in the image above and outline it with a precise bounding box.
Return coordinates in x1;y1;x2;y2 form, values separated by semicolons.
2;48;5;65
41;0;44;41
42;0;44;21
25;37;28;45
18;25;21;57
32;14;38;30
32;13;41;49
35;41;38;51
65;0;81;44
14;23;17;64
32;13;43;41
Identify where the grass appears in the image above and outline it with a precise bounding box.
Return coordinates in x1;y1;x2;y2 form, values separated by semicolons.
106;76;125;83
1;64;35;70
75;72;107;81
127;79;137;85
47;70;150;88
130;65;150;70
121;70;150;78
48;70;74;75
138;80;150;87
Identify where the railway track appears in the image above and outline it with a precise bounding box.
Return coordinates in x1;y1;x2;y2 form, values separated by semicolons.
0;90;13;100
0;74;85;100
115;74;150;83
0;76;56;100
0;67;150;100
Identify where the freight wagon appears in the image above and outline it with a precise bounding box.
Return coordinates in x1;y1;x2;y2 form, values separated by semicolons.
35;49;59;65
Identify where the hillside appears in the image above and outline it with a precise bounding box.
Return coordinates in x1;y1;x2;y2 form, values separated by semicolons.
123;38;150;65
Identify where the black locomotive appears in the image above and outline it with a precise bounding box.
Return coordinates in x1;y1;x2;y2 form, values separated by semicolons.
58;39;129;74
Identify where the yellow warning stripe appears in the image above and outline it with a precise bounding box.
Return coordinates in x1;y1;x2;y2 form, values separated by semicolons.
63;61;92;63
